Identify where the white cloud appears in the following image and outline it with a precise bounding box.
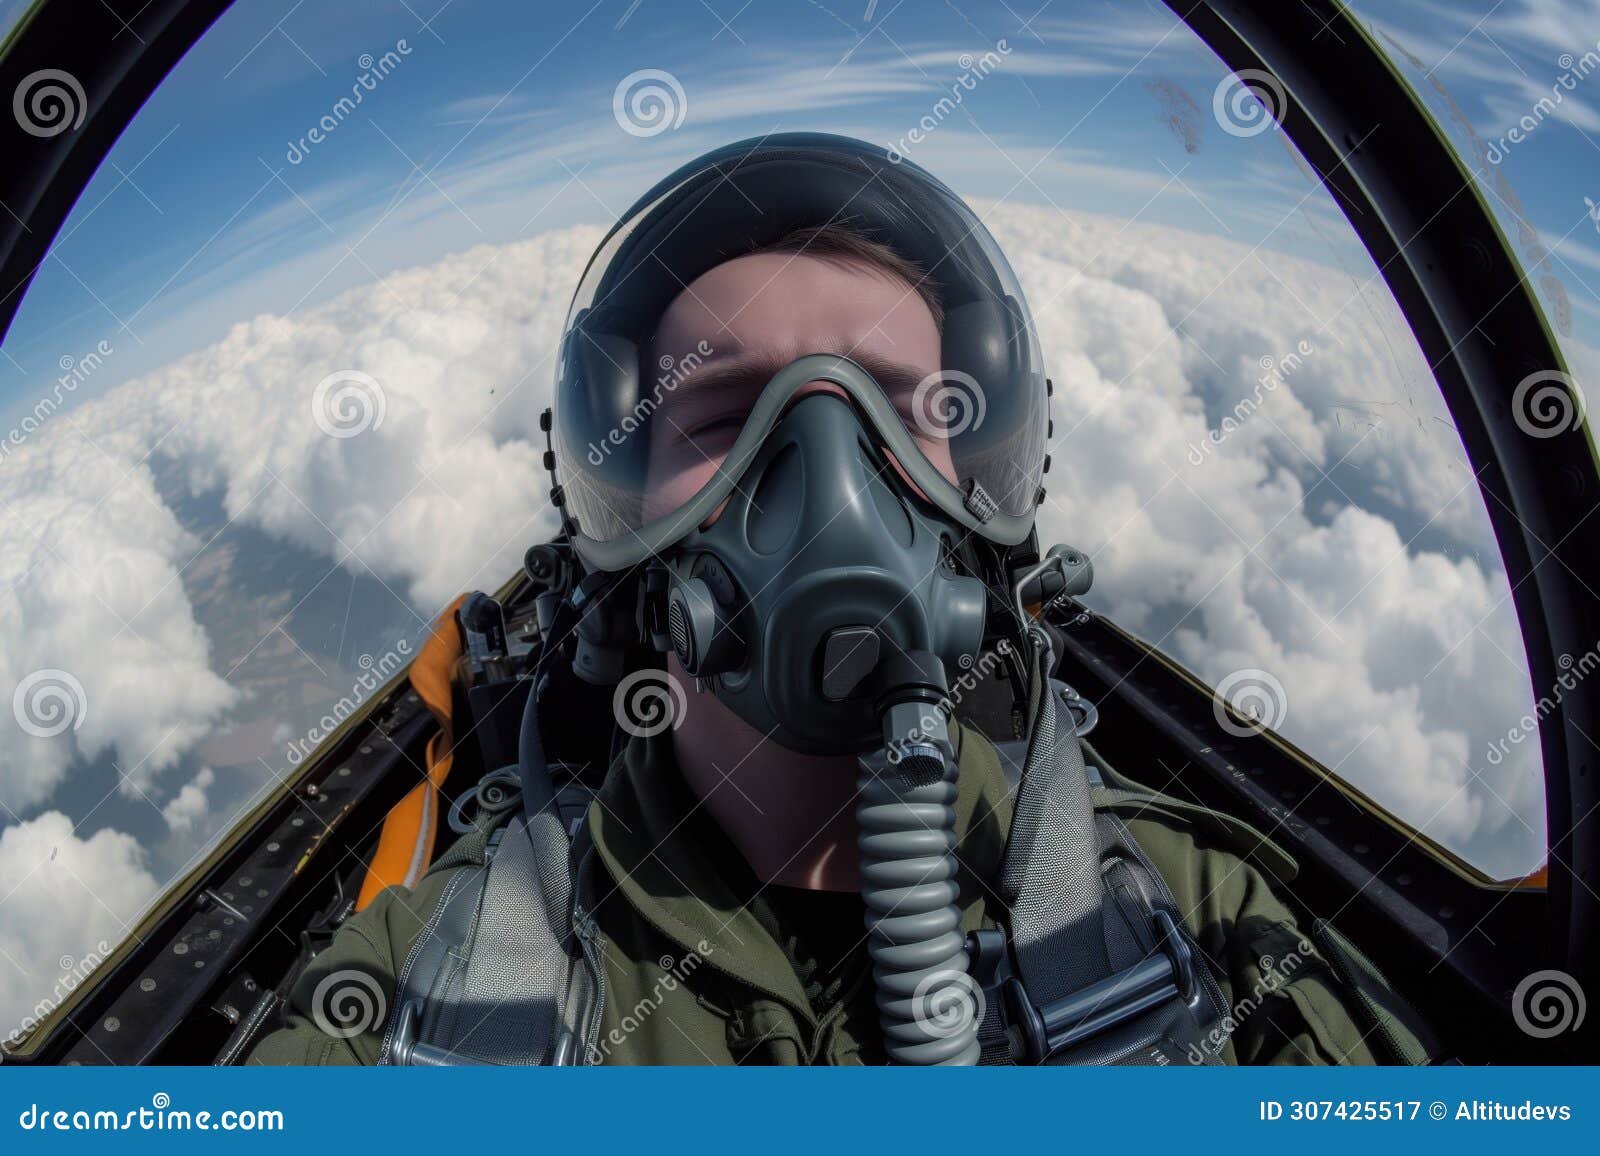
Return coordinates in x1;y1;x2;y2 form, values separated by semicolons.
161;766;215;833
983;202;1547;875
0;226;596;814
0;812;160;1037
0;436;239;811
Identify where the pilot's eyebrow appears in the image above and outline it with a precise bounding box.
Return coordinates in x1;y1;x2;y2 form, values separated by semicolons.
662;348;782;397
661;344;930;401
848;351;930;400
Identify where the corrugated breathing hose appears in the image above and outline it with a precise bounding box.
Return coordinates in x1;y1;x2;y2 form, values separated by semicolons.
857;700;982;1065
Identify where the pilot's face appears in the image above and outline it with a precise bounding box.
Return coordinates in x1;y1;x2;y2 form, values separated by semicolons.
643;251;954;522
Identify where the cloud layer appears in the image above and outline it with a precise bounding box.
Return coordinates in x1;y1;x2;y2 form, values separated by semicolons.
0;812;160;1043
0;203;1554;1029
1;226;604;815
987;202;1544;871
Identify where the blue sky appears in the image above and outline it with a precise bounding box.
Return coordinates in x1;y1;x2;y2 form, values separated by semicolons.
3;0;1594;428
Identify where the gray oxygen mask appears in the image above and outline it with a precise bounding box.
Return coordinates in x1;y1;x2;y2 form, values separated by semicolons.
661;389;988;755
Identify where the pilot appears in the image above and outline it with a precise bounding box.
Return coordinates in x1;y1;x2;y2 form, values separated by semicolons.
250;135;1431;1067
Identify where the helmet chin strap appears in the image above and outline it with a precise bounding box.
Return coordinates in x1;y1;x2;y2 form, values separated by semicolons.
856;651;983;1065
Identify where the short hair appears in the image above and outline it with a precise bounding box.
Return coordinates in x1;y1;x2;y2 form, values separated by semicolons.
746;223;944;329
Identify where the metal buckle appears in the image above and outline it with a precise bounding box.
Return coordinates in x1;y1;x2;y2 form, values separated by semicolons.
995;908;1196;1063
1058;683;1099;737
384;999;495;1067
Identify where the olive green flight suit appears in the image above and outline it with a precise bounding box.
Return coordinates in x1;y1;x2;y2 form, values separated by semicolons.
249;724;1426;1066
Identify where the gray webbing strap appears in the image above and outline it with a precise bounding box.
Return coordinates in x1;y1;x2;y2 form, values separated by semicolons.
997;637;1111;1001
992;633;1228;1065
378;856;488;1065
433;805;576;1064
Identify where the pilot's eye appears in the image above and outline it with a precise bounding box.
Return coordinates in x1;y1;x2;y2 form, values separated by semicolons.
669;409;750;458
685;415;744;441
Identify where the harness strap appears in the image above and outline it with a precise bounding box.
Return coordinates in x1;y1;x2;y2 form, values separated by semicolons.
379;799;601;1066
992;634;1227;1065
455;805;576;1063
385;631;1232;1066
997;672;1113;995
377;857;490;1064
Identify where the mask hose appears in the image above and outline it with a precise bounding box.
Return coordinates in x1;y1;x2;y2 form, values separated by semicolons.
857;658;982;1065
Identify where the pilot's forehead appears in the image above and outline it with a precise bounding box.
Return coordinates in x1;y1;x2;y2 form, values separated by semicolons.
654;252;938;353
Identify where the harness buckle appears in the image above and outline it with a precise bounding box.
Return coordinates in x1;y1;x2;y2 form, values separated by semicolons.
986;907;1198;1063
1057;683;1099;737
385;999;497;1067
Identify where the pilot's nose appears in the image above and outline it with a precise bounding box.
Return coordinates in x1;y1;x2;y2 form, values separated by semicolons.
783;379;939;504
791;380;850;405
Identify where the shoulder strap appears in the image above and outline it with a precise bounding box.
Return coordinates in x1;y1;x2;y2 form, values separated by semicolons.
997;674;1113;993
991;641;1228;1066
380;664;607;1066
448;804;576;1063
376;851;492;1065
379;782;601;1066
